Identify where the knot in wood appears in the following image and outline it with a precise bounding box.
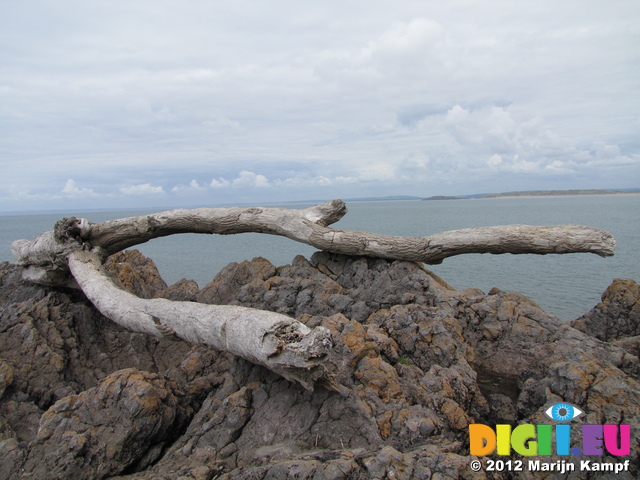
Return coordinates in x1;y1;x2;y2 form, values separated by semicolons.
54;217;92;245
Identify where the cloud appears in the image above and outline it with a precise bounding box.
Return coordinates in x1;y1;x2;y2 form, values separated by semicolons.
591;140;620;160
444;105;518;153
172;179;205;192
436;104;640;177
230;171;271;188
486;154;540;174
62;179;98;198
274;175;342;188
206;171;364;192
210;177;231;188
364;17;445;62
0;2;639;212
208;172;271;188
396;104;449;127
1;186;62;203
119;184;164;196
201;113;241;130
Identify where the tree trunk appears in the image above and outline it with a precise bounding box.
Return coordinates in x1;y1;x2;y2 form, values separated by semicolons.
12;200;615;283
67;249;332;391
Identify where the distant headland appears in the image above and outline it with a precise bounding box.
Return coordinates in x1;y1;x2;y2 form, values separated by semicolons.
423;188;640;201
423;195;466;201
479;188;640;198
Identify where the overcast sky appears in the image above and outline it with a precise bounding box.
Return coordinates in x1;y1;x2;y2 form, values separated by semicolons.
1;0;639;212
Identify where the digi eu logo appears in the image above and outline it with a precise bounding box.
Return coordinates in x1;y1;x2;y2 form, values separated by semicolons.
545;403;583;422
470;403;631;457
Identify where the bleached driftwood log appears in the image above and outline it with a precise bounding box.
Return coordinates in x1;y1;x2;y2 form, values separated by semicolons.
12;199;616;280
68;249;331;390
11;199;616;389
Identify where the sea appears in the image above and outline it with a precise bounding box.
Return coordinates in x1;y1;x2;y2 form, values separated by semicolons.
1;195;638;322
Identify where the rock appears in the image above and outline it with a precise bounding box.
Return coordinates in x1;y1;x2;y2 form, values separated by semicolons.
611;335;640;358
154;278;200;302
104;250;168;299
571;278;640;341
197;257;277;305
1;253;639;479
0;360;13;398
485;393;517;425
18;368;194;479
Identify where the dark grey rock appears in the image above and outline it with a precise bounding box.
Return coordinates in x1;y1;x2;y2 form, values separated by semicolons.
571;278;640;341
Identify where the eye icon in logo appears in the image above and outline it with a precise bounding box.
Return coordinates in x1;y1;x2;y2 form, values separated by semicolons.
544;403;584;422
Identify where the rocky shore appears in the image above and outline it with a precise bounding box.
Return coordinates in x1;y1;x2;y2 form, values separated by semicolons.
0;250;638;479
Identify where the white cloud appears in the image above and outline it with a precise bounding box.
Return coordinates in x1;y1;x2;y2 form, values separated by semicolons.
2;185;62;202
545;160;575;174
291;176;335;187
62;179;98;198
273;174;356;188
208;172;271;189
488;154;503;167
119;184;164;196
364;17;444;61
357;163;397;182
445;105;518;153
231;171;271;188
172;179;205;192
439;104;640;177
210;177;231;188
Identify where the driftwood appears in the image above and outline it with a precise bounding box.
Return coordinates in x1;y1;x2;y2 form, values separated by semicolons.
11;199;616;389
67;249;331;390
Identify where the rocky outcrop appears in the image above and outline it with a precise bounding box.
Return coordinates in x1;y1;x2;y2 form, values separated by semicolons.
0;252;638;479
570;279;640;359
19;368;196;479
104;250;169;299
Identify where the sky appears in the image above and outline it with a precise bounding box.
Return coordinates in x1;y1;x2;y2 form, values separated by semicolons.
1;0;639;212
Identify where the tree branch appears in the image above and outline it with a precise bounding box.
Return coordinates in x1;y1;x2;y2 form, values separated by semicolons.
67;249;332;391
12;199;615;282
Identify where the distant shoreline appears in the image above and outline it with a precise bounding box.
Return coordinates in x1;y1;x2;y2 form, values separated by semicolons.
424;189;640;201
482;192;640;200
2;190;639;216
479;189;640;199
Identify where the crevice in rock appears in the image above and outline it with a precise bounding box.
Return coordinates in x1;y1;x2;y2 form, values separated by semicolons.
472;363;520;403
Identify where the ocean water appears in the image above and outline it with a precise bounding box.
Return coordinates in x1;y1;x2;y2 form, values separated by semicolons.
1;195;638;322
